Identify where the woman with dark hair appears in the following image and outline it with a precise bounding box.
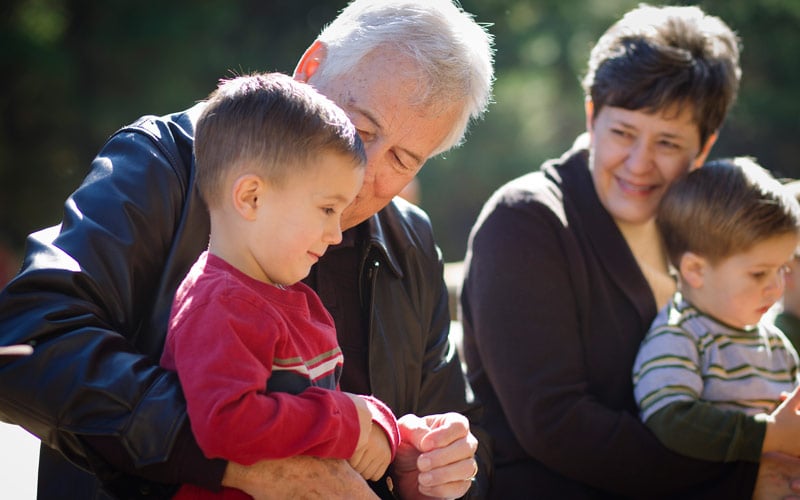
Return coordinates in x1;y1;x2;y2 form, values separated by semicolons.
462;4;800;498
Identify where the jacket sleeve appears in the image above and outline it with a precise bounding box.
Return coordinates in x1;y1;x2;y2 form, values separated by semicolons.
461;189;758;498
0;117;225;491
382;201;493;499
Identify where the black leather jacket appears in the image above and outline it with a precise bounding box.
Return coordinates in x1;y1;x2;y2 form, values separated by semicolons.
0;104;490;498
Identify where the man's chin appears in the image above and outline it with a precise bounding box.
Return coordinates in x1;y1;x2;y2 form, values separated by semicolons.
340;214;363;232
341;201;391;231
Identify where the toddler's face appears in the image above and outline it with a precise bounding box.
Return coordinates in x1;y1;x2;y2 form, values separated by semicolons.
782;256;800;312
246;152;364;286
694;233;798;329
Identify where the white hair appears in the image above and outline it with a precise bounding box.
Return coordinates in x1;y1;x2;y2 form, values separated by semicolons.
314;0;494;154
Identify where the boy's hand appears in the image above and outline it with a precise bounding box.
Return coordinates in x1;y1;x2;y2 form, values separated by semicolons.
344;392;373;452
349;421;393;481
763;387;800;456
753;452;800;500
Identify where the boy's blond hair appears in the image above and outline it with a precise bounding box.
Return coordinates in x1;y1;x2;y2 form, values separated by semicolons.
657;157;800;267
194;72;366;208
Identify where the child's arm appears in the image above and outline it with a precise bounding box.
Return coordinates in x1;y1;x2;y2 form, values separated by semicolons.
632;324;765;462
347;395;400;481
643;400;766;462
646;387;800;462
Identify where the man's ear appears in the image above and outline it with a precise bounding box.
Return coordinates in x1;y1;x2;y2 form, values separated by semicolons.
231;174;265;221
691;131;718;170
679;251;707;289
294;40;327;83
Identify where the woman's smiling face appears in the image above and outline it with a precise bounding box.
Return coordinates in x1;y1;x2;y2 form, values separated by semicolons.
587;102;714;225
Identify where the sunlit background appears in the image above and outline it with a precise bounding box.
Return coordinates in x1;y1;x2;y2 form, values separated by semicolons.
0;1;798;497
1;0;798;274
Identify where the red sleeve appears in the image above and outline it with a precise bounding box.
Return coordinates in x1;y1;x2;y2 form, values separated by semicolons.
359;395;400;460
163;292;361;465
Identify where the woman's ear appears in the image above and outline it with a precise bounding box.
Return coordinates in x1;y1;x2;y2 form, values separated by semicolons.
294;40;327;83
692;132;718;170
584;97;595;137
679;251;707;289
231;174;265;221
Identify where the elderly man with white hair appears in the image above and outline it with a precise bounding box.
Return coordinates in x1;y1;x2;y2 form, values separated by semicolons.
0;1;495;499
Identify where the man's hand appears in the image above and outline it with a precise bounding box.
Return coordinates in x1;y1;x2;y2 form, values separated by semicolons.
391;413;478;500
753;452;800;500
222;455;379;500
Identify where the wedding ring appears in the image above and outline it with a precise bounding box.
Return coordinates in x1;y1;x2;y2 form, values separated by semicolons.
469;460;478;480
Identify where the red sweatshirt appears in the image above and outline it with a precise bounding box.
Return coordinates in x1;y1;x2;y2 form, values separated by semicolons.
161;252;398;498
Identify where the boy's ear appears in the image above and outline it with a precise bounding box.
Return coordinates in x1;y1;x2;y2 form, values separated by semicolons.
231;174;265;221
679;251;707;289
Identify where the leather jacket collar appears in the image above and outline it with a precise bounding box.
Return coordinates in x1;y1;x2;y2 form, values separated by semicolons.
360;206;404;279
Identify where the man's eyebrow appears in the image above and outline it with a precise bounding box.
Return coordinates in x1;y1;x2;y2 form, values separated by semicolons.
322;193;352;204
354;105;426;167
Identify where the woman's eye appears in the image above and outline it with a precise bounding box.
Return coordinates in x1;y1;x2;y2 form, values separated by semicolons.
611;128;633;140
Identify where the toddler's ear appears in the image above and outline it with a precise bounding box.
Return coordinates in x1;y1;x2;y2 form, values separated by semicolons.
678;251;707;289
231;174;265;221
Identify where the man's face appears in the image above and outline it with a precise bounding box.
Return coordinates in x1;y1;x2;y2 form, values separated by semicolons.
304;49;465;230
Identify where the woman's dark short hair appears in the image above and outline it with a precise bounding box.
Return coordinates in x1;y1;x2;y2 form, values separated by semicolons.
582;4;741;145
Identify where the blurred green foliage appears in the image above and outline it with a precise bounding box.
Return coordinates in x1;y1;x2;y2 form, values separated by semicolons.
1;0;798;267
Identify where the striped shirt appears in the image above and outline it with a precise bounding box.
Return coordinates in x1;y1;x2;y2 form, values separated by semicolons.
633;293;800;422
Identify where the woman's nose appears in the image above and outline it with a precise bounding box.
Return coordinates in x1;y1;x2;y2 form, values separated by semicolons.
625;140;654;174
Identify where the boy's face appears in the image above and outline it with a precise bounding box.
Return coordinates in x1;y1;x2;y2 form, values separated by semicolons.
688;233;799;329
586;103;713;226
782;256;800;313
248;152;364;286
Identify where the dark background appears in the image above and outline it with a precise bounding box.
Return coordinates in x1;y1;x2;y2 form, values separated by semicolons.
1;0;798;283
